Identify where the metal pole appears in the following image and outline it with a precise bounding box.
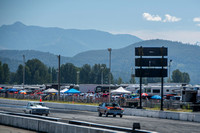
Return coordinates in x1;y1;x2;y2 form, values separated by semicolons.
58;55;60;101
139;46;142;109
131;67;133;84
108;48;112;102
77;71;80;85
161;47;164;111
101;67;104;85
169;60;172;83
23;55;25;89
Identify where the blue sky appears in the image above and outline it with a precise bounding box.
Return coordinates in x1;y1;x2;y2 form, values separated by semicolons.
0;0;200;44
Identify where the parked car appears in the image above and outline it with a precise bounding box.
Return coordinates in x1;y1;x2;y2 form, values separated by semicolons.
97;102;124;118
24;101;50;116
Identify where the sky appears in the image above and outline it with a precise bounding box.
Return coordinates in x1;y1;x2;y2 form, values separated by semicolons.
0;0;200;44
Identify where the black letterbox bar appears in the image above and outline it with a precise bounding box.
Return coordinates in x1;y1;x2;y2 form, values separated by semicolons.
135;69;168;77
135;58;168;67
135;47;168;56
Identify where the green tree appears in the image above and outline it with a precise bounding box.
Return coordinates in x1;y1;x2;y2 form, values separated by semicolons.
15;64;23;84
2;63;10;84
90;64;101;84
117;77;123;85
130;74;136;84
48;67;52;83
9;72;17;84
0;62;3;83
60;63;77;84
51;67;57;83
89;64;112;84
182;72;190;83
25;59;50;84
80;64;91;84
172;69;190;83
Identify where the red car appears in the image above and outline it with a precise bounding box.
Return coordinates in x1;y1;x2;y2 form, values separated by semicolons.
97;102;124;118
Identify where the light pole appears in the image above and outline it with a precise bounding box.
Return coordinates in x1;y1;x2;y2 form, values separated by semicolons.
168;59;172;83
58;55;61;101
101;66;104;85
77;71;80;85
108;48;112;102
130;67;136;84
22;55;25;89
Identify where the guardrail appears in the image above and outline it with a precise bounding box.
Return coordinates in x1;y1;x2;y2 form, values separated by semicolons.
0;113;126;133
0;99;200;123
0;112;156;133
69;120;155;133
0;111;60;121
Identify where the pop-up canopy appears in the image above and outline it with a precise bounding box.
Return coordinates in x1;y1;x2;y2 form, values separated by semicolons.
64;88;80;94
111;87;131;94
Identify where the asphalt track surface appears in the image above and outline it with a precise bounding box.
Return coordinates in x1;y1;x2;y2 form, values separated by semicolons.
0;104;200;133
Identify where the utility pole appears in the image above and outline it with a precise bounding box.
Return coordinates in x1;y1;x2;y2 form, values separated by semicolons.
108;48;112;102
23;55;25;89
58;55;60;101
101;66;104;85
77;71;80;85
168;60;172;83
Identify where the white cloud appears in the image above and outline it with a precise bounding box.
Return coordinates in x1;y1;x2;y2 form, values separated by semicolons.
143;13;181;23
193;17;200;22
163;14;181;22
197;24;200;27
143;13;162;21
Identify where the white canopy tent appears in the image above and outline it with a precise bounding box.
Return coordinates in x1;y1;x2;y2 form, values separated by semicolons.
60;88;69;93
111;87;131;94
43;88;58;93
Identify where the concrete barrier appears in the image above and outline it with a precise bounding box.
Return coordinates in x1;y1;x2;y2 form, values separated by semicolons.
194;114;200;122
0;113;125;133
0;99;200;123
179;112;188;121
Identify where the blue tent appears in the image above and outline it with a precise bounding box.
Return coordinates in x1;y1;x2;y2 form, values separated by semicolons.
7;88;18;92
64;88;80;94
151;95;161;99
132;96;140;99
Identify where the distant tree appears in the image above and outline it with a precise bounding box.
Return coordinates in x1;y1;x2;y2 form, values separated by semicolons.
89;64;112;84
172;69;190;83
2;63;10;84
33;70;40;84
101;64;111;84
9;72;17;84
15;64;23;84
25;59;50;84
90;64;101;84
48;67;52;83
60;63;77;84
117;77;123;85
25;66;31;84
51;67;57;83
129;74;136;84
80;64;91;84
182;72;190;84
0;62;4;83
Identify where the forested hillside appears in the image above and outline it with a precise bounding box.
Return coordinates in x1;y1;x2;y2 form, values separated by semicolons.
1;39;200;84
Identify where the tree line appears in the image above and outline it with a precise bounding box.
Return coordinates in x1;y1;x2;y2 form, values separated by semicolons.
0;59;190;85
0;59;114;85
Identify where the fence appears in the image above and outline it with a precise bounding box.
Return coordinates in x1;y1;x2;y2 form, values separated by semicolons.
0;92;194;110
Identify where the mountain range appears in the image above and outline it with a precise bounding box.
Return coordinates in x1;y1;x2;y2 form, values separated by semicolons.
1;39;200;84
0;22;200;84
0;22;142;57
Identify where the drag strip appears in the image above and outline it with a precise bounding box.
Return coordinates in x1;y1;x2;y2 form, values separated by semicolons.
0;104;200;133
